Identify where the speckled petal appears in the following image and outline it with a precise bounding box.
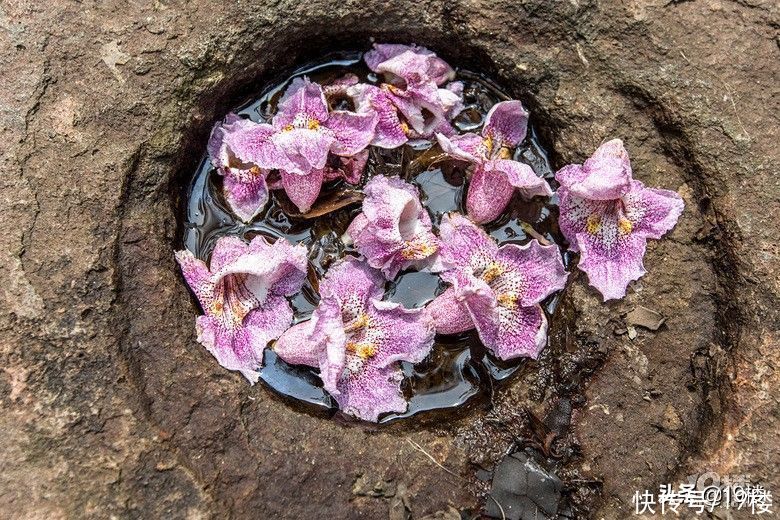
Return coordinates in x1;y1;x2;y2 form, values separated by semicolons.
555;139;632;200
436;132;484;163
318;256;385;309
556;189;601;253
577;227;647;301
437;212;498;270
274;76;329;129
271;127;335;175
496;240;568;306
348;84;408;149
175;249;213;309
209;235;251;273
366;299;435;368
207;113;243;168
333;363;407;422
387;82;445;137
273;321;319;367
280;168;325;213
428;287;475;335
483;100;529;148
441;81;465;118
326;110;378;156
466;165;515;224
491;159;554;198
222;172;269;222
220;120;286;171
348;176;439;278
623;180;684;240
468;299;548;361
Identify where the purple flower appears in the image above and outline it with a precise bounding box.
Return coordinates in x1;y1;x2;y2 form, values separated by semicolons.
556;139;684;301
345;175;441;279
208;114;271;222
227;77;377;213
427;213;568;360
436;101;553;224
344;44;463;148
175;235;308;383
274;257;435;421
364;43;455;87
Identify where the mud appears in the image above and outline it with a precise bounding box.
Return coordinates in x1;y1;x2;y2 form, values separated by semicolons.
0;0;778;518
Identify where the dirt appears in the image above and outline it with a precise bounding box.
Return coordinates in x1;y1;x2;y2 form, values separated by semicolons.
0;0;777;518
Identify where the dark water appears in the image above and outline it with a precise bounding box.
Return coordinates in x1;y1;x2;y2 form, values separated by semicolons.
180;51;568;423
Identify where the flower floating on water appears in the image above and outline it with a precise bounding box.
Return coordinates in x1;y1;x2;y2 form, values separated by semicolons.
436;100;553;224
208;114;272;222
345;175;441;279
175;235;308;383
346;44;463;148
428;213;568;360
274;257;435;421
556;139;684;301
226;77;377;213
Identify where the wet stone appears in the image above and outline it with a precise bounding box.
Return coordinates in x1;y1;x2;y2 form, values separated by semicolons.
486;452;563;520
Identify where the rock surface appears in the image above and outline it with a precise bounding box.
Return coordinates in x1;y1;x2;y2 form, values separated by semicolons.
0;0;777;518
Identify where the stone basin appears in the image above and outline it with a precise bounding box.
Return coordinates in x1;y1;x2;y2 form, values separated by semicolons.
1;0;777;518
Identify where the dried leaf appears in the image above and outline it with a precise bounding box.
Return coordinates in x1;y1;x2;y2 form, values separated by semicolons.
283;189;364;219
625;306;666;331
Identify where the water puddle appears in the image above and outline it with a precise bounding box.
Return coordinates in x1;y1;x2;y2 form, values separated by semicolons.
179;51;568;422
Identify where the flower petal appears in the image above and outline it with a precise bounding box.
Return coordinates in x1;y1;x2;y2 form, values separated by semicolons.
428;287;475;335
490;159;554;198
555;139;632;200
436;132;484;163
556;189;602;253
576;220;648;301
280;168;325;213
623;180;684;240
437;212;499;270
209;235;251;273
496;240;568;306
222;172;269;222
175;249;213;309
365;299;435;368
318;256;385;311
274;76;329;129
483;100;529;148
333;363;408;422
348;84;408;149
271;127;335;174
326;110;377;156
387;82;445;137
207;113;243;168
367;45;455;87
273;321;319;367
466;165;515;224
220;120;285;171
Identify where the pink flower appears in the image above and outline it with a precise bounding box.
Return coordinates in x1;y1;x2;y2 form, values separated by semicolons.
175;235;307;383
436;100;553;224
274;257;435;421
225;77;377;212
427;214;568;360
556;139;684;300
345;175;441;279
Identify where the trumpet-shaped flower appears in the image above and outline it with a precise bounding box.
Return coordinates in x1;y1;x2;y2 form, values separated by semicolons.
346;175;441;279
208;114;271;222
274;257;435;421
436;101;553;224
175;235;308;383
225;77;377;212
428;213;568;360
345;44;463;148
555;139;684;300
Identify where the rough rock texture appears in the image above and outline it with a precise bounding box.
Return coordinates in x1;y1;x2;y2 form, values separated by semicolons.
0;0;777;518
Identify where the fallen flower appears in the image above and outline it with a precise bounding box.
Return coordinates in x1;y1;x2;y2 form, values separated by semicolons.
274;257;435;421
208;114;271;222
175;235;308;383
346;44;463;147
345;175;441;279
556;139;684;300
428;213;568;360
436;100;553;224
226;77;377;213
